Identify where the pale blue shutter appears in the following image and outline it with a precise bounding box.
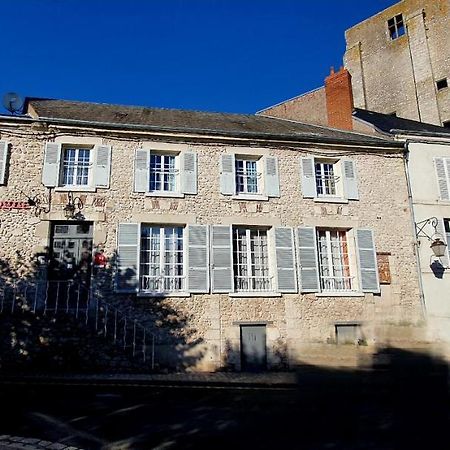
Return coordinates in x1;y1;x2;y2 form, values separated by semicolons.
187;225;209;293
220;154;235;195
116;223;140;293
356;229;380;293
94;145;112;188
134;149;149;192
264;156;280;197
301;156;316;198
211;225;233;292
342;159;359;200
181;151;198;195
274;227;297;293
0;141;8;185
434;158;450;201
297;227;320;292
42;143;61;187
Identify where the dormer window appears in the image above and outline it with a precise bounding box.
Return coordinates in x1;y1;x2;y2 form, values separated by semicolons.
388;14;405;40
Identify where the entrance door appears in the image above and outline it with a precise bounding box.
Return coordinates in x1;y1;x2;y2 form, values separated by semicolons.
240;325;267;371
49;222;93;284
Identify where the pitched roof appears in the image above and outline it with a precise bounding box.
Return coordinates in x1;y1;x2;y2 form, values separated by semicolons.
354;108;450;135
24;98;395;146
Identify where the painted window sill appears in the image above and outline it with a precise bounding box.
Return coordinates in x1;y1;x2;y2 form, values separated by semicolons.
145;192;185;198
137;291;190;298
231;194;269;201
313;197;349;204
315;291;365;297
229;291;282;298
55;187;96;193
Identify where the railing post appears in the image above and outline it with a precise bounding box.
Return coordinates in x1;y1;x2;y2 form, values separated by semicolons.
133;320;137;357
151;334;155;371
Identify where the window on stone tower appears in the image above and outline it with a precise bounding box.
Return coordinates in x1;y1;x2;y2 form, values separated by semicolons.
436;78;448;91
388;14;405;40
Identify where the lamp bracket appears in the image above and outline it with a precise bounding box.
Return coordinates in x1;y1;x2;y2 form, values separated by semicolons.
415;217;440;241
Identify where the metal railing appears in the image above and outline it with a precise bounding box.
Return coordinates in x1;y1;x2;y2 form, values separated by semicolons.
0;279;155;368
316;174;340;196
235;275;272;293
140;275;185;294
320;276;354;293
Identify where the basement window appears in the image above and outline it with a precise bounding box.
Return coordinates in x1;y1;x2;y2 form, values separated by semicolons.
436;78;448;91
444;121;450;129
388;14;405;40
335;324;362;345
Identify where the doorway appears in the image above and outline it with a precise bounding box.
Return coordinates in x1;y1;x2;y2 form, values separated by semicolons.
240;325;267;371
49;221;93;285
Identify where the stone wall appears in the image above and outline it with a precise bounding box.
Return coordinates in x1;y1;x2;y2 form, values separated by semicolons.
0;121;423;371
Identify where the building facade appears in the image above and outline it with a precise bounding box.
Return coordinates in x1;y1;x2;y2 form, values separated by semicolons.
0;99;423;371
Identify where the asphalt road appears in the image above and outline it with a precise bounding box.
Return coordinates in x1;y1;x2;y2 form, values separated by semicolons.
0;359;448;450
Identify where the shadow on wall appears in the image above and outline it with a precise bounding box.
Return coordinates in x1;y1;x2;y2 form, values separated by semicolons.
0;251;205;373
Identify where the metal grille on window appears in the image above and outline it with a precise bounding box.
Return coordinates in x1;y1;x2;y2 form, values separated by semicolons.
315;162;338;196
62;148;91;186
233;228;271;292
140;226;184;293
149;154;177;192
317;229;353;292
235;159;258;194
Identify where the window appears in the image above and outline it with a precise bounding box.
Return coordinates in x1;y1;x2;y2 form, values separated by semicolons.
301;157;359;201
219;154;280;198
315;161;338;197
233;227;271;292
443;121;450;129
436;78;448;91
235;158;259;194
335;324;362;345
149;153;178;193
134;149;197;196
42;142;111;190
317;229;354;292
61;147;91;187
140;226;185;293
388;14;405;40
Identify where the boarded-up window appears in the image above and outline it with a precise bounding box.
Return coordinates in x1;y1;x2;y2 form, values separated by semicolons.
377;252;391;284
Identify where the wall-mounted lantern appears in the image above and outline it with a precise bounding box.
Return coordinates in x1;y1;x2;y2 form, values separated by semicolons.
415;216;447;260
63;192;84;220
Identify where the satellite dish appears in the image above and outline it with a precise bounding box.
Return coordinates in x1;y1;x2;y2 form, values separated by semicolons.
2;92;23;114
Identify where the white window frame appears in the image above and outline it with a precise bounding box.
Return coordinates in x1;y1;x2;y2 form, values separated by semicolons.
59;145;94;189
139;225;186;295
232;227;273;293
316;229;358;294
314;158;344;200
148;152;180;195
233;155;266;200
235;157;261;195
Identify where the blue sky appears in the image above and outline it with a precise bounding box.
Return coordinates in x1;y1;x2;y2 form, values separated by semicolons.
1;0;397;114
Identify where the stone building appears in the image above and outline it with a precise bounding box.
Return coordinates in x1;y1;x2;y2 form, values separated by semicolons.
260;0;450;127
0;98;423;371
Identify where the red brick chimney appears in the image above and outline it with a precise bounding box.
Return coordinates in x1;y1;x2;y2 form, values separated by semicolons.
325;66;354;130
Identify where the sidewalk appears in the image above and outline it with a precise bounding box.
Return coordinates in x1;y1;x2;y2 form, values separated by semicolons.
0;371;298;388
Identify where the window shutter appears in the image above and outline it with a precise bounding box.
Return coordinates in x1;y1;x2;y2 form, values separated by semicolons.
435;219;449;267
181;151;198;195
274;227;297;293
300;156;316;198
0;141;8;185
356;229;380;293
342;159;359;200
211;225;233;293
94;145;112;188
264;156;280;197
220;154;235;195
187;225;209;293
42;142;61;187
116;223;140;293
134;149;149;192
434;158;450;201
297;227;320;292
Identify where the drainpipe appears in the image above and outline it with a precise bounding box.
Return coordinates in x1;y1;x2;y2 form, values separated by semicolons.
403;139;427;320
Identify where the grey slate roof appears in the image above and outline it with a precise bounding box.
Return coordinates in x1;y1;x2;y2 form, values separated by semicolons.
354;108;450;135
25;98;395;146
